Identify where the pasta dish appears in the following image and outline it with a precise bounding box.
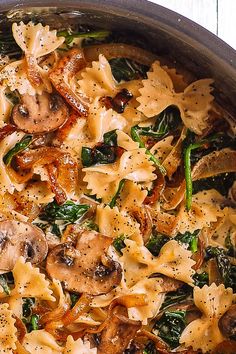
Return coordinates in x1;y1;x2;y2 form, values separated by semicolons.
0;21;235;354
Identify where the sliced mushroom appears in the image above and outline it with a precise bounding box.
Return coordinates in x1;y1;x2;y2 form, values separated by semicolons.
219;304;236;340
11;92;69;134
0;220;48;271
98;308;142;354
46;230;122;295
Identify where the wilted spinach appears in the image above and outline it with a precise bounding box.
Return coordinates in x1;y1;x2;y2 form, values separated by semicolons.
81;145;117;167
22;298;39;332
57;29;110;46
0;274;11;295
153;310;186;349
3;135;32;166
109;179;125;208
160;286;192;311
193;271;209;288
135;106;182;139
70;293;80;308
193;172;235;197
225;233;236;257
206;246;236;292
103;129;118;146
175;230;200;253
146;232;169;257
109;58;148;82
113;234;126;254
143;341;158;354
39;200;89;223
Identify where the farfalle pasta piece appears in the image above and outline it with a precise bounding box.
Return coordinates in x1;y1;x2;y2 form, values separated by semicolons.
0;303;17;354
83;148;155;202
11;257;55;301
12;22;64;90
150;135;174;162
96;205;141;239
128;278;165;324
116;130;139;150
22;329;62;353
177;190;225;234
0;59;37;95
88;98;127;141
118;180;147;212
20;181;55;205
78;54;117;98
121;239;195;287
137;61;214;134
180;283;233;353
12;22;64;59
64;336;97;354
0;131;26;195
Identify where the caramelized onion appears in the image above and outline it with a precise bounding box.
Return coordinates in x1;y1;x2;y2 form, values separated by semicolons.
62;294;92;327
131;206;152;244
13;315;27;343
54;109;80;145
46;163;67;205
0;124;17;140
49;48;89;115
84;43;157;66
144;171;165;205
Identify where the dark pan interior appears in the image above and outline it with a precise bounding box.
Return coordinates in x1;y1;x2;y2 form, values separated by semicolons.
0;0;236;118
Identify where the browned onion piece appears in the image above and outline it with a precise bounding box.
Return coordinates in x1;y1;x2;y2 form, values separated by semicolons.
131;206;152;244
213;340;236;354
0;124;17;141
84;43;157;66
97;308;141;354
144;171;166;205
49;48;89;116
192;148;236;180
53;109;79;145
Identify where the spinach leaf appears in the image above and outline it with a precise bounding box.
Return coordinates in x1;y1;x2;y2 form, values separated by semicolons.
3;135;32;166
136;106;181;139
81;145;117;167
143;341;158;354
57;29;110;46
109;58;148;82
0;274;11;295
160;286;192;311
131;126;166;175
175;230;200;253
113;234;126;254
22;298;39;332
193;172;235;197
70;293;80;308
193;271;209;288
225;233;236;257
0;31;22;56
146;232;169;257
40;200;89;223
80;219;99;232
206;246;236;292
22;298;35;318
109;179;125;208
153;310;186;349
103;129;118;146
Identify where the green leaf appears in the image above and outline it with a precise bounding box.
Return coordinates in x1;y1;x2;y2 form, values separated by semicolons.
143;341;158;354
22;298;35;318
153;310;186;349
160;286;192;311
70;293;80;308
80;219;99;232
206;246;236;292
81;145;117;167
113;235;126;254
103;129;118;146
0;274;10;295
109;179;125;208
40;201;89;223
31;314;39;331
225;233;236;257
57;29;110;46
130;126;166;175
109;57;148;82
146;233;169;257
3;135;32;166
175;230;200;252
193;272;209;288
193;173;236;197
136;106;181;139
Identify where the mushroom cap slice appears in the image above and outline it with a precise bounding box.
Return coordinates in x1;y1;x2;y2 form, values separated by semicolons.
0;220;48;272
46;230;122;295
219;304;236;340
12;92;69;134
